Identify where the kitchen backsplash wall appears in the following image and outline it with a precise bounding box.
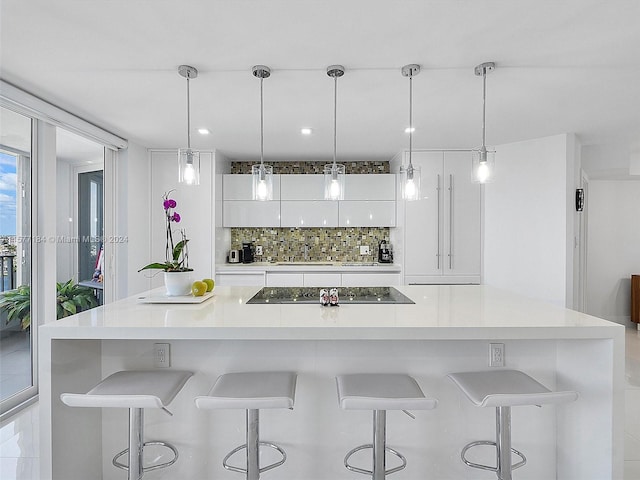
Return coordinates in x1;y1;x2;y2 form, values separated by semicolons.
230;160;390;174
230;227;390;263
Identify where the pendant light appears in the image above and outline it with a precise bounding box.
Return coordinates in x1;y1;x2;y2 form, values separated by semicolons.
472;62;496;183
177;65;200;186
400;64;421;201
251;65;274;201
324;65;346;201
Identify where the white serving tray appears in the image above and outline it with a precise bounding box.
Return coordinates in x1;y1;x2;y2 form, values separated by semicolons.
137;291;215;304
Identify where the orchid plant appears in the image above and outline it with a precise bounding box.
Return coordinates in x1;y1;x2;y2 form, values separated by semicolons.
138;191;192;272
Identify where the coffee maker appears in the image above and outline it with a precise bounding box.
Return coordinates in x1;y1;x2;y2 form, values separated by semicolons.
378;240;393;263
242;242;255;263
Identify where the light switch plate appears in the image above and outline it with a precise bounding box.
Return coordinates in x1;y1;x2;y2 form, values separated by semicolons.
360;245;370;255
256;245;263;255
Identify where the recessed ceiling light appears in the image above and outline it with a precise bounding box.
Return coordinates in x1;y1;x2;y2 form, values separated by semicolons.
404;127;415;133
198;128;210;135
300;128;313;135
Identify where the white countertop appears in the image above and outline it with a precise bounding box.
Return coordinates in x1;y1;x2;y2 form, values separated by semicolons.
40;285;622;341
216;262;401;273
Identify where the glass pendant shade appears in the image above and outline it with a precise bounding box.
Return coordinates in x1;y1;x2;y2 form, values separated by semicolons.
472;146;495;183
178;148;200;185
400;163;421;201
323;163;345;201
252;164;273;201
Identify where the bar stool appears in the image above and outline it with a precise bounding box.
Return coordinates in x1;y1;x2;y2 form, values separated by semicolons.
336;373;438;480
447;369;578;480
60;369;193;480
195;371;297;480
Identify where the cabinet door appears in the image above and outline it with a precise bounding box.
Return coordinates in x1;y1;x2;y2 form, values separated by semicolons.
341;273;401;286
223;174;281;200
344;174;396;200
339;201;396;227
443;152;481;276
404;152;443;276
266;272;304;287
280;201;339;227
215;272;265;286
303;273;341;287
223;201;281;227
280;174;325;200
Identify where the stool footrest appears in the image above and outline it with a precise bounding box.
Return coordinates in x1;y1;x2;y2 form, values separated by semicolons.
461;440;527;473
223;441;287;474
344;444;407;476
112;441;179;473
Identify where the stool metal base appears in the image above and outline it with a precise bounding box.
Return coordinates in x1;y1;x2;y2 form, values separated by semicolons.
343;410;407;480
223;408;287;480
345;444;407;477
111;408;179;480
223;441;287;476
461;406;527;480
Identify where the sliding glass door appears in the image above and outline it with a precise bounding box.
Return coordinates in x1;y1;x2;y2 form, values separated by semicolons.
0;106;34;413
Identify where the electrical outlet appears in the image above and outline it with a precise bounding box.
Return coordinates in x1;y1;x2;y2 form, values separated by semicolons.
154;343;171;368
359;245;370;255
489;343;504;367
256;245;263;256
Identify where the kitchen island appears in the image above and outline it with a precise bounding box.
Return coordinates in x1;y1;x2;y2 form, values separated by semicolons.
39;285;624;480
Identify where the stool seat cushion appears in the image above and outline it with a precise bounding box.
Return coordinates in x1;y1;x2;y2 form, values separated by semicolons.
195;371;297;410
60;370;193;409
448;369;578;408
336;374;437;411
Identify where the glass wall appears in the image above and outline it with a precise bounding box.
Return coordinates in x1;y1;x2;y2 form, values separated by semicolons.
0;106;33;408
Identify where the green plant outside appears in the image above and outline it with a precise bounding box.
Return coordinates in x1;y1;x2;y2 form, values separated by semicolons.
0;279;99;330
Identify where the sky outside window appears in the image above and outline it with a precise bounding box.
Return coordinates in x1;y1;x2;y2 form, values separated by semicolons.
0;151;17;236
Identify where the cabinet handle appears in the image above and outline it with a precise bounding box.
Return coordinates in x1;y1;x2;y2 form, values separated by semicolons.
437;174;441;270
449;174;453;270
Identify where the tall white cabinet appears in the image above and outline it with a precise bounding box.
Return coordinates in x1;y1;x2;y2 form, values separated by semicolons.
403;151;481;284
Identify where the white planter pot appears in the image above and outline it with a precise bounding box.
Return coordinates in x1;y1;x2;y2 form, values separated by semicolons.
164;271;193;296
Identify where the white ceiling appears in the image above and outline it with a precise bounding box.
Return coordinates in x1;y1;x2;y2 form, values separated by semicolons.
1;0;639;165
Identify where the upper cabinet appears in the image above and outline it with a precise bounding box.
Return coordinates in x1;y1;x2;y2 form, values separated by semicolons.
403;151;481;283
280;174;338;227
222;174;280;227
340;174;396;227
344;174;395;200
223;173;396;228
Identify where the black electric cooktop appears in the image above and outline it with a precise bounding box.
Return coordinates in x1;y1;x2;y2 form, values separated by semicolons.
246;286;414;305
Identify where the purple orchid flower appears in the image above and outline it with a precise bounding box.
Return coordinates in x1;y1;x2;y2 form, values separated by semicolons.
163;199;177;210
172;213;181;223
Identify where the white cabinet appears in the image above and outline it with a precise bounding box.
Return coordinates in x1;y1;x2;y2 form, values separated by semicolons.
404;151;481;283
222;173;397;228
339;174;396;227
280;175;338;227
215;272;265;286
304;273;341;287
339;201;396;227
222;174;280;227
266;272;304;287
344;174;395;200
280;174;325;200
341;273;401;287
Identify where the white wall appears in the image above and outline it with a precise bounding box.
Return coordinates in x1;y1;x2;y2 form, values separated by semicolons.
586;180;640;324
148;150;215;290
484;134;573;306
113;141;150;299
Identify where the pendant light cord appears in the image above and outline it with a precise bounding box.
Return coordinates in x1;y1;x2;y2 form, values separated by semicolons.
408;74;413;170
333;74;338;168
186;76;191;150
260;75;264;167
481;70;487;149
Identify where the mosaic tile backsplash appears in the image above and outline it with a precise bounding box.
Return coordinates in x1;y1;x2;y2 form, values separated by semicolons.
230;227;390;263
230;160;390;174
